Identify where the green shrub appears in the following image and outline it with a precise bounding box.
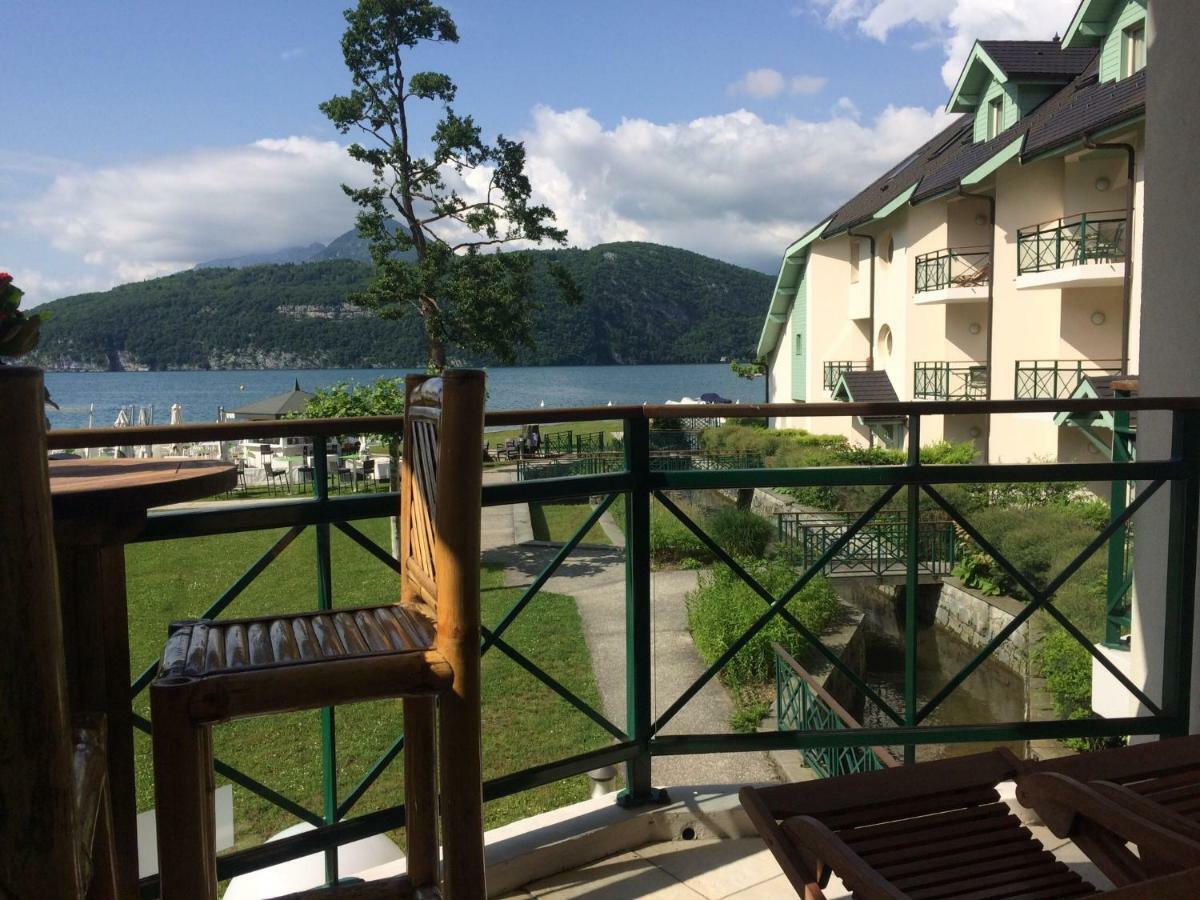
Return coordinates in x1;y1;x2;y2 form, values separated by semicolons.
1037;626;1092;720
920;441;977;465
687;558;839;689
707;507;773;559
643;501;710;565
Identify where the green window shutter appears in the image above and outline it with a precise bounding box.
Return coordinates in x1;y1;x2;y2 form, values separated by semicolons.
791;273;807;401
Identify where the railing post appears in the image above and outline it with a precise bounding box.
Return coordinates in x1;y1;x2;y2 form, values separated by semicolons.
904;414;921;764
618;414;662;806
311;443;338;883
1161;410;1200;732
1106;404;1132;647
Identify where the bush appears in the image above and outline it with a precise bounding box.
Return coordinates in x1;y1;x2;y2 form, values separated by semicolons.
687;558;839;690
648;506;710;565
706;507;773;559
920;441;976;465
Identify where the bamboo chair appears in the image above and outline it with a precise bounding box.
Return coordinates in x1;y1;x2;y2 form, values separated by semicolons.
740;747;1200;899
150;370;487;899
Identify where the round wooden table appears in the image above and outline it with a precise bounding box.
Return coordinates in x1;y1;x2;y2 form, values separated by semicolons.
50;458;236;895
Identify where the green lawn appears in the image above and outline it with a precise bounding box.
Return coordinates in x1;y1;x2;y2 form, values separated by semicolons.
530;501;612;545
125;517;611;853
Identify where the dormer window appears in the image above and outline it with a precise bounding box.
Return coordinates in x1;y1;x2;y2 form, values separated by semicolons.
1123;21;1146;78
986;97;1004;139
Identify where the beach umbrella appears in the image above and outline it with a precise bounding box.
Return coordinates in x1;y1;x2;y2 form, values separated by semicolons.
135;407;151;458
170;403;183;425
113;407;133;459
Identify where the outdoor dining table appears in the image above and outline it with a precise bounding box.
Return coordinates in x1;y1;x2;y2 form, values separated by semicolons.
49;457;236;896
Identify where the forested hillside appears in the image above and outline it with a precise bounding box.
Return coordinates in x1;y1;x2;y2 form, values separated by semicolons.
32;242;774;371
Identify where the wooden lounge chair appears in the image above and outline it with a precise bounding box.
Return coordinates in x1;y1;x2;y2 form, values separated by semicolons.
150;371;487;899
1017;735;1200;887
741;747;1200;899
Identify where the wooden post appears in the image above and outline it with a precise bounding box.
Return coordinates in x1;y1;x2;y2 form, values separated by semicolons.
0;367;84;895
151;677;218;898
432;370;487;898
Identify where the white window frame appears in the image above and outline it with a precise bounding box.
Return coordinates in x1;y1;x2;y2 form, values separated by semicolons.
1123;21;1146;78
987;97;1004;140
849;240;861;284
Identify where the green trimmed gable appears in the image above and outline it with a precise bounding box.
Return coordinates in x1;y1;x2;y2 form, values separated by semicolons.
790;273;807;402
1064;0;1146;83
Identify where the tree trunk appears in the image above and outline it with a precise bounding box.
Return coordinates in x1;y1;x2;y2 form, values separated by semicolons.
421;296;446;372
736;488;754;511
389;439;401;560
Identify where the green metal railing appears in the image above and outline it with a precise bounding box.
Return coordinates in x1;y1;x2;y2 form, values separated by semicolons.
776;509;956;577
774;644;898;777
913;362;988;401
1017;211;1128;275
542;429;574;455
824;360;868;392
45;395;1200;896
914;247;991;293
1015;359;1124;399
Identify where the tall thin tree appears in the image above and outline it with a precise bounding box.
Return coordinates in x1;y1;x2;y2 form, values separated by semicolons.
321;0;578;370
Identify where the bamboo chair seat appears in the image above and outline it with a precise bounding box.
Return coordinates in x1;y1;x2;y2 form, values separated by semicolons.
160;604;437;677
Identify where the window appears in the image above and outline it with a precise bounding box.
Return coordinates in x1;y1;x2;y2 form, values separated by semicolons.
849;240;861;284
986;97;1004;140
1123;21;1146;78
795;332;804;355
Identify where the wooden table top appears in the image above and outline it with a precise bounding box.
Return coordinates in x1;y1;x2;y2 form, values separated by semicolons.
49;458;237;520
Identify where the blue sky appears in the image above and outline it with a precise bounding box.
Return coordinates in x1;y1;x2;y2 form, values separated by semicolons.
2;0;1079;303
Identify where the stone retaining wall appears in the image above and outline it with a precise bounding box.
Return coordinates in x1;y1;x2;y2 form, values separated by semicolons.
935;578;1030;675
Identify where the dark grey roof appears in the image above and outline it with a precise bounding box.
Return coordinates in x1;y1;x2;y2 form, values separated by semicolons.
821;117;973;237
837;370;899;403
1024;69;1145;156
978;41;1097;80
816;49;1142;227
230;379;313;417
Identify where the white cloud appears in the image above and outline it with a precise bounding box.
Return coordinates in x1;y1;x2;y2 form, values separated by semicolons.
21;137;365;287
810;0;1081;87
789;75;829;95
522;103;953;270
728;68;828;98
280;47;306;61
728;68;788;98
17;100;953;296
831;96;862;119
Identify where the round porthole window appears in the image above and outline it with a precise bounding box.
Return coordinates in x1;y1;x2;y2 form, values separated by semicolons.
877;324;893;363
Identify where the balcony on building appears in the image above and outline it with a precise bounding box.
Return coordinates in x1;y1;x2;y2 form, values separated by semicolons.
1015;211;1128;290
912;361;989;400
1014;358;1124;399
913;247;991;305
822;360;868;393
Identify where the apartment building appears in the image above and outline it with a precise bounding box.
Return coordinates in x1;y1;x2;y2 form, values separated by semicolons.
758;0;1147;463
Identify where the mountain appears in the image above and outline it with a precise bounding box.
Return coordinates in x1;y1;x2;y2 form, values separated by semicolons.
196;242;328;269
31;242;773;371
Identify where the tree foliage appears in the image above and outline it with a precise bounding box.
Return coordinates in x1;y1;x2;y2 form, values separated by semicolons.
320;0;577;368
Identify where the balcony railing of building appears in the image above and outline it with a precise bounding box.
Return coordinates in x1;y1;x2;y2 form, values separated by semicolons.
1015;359;1124;399
776;509;956;577
914;247;991;293
774;643;898;778
45;395;1200;896
1017;211;1128;275
912;361;989;401
823;360;868;392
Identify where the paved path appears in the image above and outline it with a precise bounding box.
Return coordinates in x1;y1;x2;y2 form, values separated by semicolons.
483;500;779;789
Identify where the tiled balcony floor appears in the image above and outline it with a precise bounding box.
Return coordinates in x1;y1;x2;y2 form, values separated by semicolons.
500;828;1112;899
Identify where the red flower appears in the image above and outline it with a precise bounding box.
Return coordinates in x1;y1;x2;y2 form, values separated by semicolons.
0;273;11;283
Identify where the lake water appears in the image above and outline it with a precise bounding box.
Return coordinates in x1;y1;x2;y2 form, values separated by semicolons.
44;364;760;430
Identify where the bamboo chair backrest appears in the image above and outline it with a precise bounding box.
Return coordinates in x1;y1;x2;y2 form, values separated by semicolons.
400;372;486;633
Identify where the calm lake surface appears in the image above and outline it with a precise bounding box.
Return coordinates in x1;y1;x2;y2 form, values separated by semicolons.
45;364;759;430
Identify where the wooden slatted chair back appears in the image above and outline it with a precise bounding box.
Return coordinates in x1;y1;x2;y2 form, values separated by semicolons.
403;375;442;613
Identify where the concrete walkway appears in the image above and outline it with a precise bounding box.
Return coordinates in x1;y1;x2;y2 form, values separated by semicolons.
483;497;778;789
